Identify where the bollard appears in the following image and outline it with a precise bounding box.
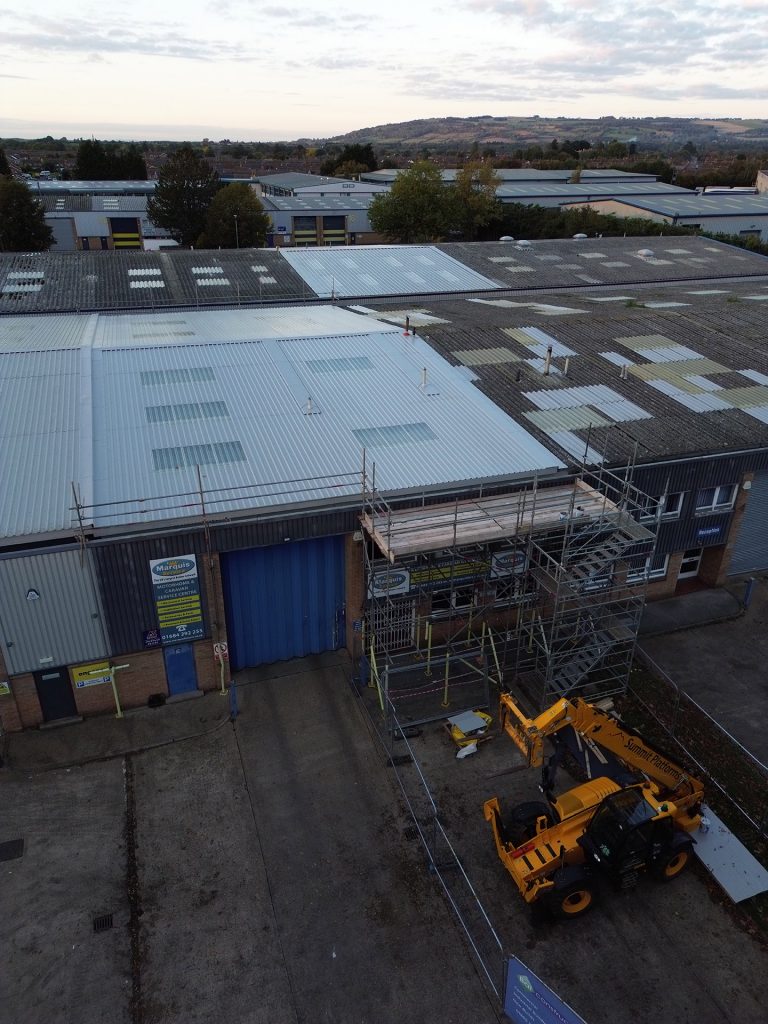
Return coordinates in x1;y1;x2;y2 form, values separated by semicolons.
744;576;756;609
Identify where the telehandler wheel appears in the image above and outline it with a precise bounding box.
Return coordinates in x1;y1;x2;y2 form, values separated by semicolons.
654;844;693;882
505;801;553;846
546;866;596;919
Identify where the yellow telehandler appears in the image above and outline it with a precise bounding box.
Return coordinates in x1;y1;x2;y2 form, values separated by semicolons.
483;692;704;918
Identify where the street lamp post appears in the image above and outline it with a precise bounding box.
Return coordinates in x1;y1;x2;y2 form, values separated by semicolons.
234;212;239;249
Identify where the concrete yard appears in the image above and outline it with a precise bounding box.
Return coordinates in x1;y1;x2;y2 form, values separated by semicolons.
641;576;768;763
2;649;767;1024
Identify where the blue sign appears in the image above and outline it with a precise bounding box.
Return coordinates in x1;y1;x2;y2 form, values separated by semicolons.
504;957;587;1024
697;525;722;539
149;554;205;645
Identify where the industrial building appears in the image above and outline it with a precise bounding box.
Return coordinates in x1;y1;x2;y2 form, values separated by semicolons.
2;236;768;733
562;193;768;242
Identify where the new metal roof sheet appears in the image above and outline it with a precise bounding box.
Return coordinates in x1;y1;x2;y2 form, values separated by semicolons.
279;245;499;298
0;348;80;537
0;307;563;538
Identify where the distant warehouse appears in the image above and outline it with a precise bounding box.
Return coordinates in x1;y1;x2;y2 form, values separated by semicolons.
561;193;768;242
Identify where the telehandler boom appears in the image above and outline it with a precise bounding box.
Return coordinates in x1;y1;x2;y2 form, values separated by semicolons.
483;692;704;917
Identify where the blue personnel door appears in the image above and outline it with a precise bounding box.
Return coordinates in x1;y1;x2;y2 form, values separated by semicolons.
163;643;199;695
221;536;346;671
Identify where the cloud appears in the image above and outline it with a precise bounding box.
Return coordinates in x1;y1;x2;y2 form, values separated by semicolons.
236;3;371;29
0;11;251;61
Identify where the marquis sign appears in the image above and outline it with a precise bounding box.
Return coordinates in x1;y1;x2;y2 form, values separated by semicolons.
149;554;205;644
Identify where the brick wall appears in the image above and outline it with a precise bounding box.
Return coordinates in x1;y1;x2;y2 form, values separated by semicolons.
11;675;43;729
0;645;23;732
706;472;753;585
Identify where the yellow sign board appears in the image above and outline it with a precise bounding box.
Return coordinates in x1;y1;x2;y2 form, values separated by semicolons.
70;660;111;689
0;679;10;696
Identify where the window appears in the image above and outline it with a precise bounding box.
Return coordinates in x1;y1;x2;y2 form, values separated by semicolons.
430;586;475;614
639;492;684;520
695;484;736;514
627;552;669;584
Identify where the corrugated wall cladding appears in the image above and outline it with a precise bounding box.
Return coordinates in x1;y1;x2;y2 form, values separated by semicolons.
91;513;356;652
92;533;210;655
0;548;109;674
632;450;768;554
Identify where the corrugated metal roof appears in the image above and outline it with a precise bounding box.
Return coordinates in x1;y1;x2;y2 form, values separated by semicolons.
89;329;562;529
0;307;563;538
93;305;391;347
496;181;693;200
280;245;499;298
0;314;96;351
0;348;81;537
261;195;373;211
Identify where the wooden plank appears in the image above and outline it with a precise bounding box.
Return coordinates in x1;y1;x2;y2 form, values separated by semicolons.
361;483;623;560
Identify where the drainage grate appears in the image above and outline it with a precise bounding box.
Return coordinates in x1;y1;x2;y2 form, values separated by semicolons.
0;838;24;862
403;825;419;842
93;913;114;933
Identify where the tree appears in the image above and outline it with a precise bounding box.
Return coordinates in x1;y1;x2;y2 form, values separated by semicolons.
0;178;54;251
320;143;377;177
368;161;452;243
333;160;368;180
74;139;147;180
0;146;10;176
450;161;502;241
197;183;271;249
148;147;220;246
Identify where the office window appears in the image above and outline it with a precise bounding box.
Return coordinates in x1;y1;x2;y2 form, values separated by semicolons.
639;492;684;520
695;484;736;514
627;552;670;584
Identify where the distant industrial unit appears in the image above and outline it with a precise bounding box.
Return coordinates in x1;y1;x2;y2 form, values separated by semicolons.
1;235;768;733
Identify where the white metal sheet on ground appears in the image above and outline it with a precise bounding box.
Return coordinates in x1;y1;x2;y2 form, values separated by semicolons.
694;804;768;903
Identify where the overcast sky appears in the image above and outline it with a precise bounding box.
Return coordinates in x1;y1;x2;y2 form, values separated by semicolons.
1;0;767;141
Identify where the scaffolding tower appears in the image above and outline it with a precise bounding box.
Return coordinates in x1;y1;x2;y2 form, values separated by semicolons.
360;464;657;730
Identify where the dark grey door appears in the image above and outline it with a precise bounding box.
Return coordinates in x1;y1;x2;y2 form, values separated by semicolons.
34;667;78;722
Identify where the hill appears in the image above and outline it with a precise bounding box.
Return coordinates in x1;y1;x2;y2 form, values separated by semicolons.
325;115;768;151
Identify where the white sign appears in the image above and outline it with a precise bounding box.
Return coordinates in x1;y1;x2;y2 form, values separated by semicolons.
491;549;527;577
368;568;411;598
213;642;229;662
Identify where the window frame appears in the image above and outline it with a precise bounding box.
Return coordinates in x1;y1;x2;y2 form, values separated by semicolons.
695;484;737;515
627;552;670;585
639;491;684;521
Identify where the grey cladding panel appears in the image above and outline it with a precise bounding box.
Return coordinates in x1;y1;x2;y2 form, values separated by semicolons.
0;549;109;673
729;470;768;574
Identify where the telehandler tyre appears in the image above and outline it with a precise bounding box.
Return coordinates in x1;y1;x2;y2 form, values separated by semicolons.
653;843;693;882
546;866;596;919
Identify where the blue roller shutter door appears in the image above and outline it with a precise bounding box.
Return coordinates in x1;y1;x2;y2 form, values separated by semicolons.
222;536;346;670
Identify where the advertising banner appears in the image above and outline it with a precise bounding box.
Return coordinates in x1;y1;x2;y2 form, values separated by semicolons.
149;555;205;645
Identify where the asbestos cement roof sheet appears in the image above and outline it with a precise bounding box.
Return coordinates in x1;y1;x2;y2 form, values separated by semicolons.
279;245;500;298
